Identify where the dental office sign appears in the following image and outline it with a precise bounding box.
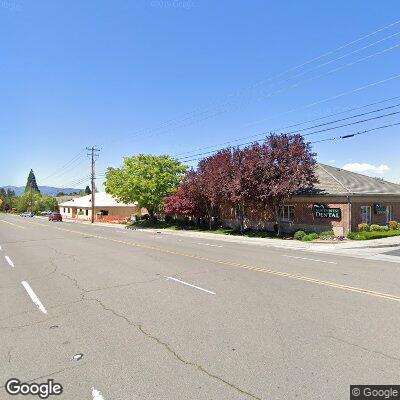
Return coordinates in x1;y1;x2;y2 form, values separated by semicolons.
313;204;341;219
374;204;386;215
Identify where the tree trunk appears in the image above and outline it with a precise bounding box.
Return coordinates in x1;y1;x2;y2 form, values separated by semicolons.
275;204;282;237
238;203;245;234
148;208;155;221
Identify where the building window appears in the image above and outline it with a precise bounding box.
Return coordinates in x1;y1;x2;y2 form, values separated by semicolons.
63;208;66;213
279;205;294;222
386;205;393;223
360;206;371;224
85;209;89;216
67;208;70;213
100;210;109;216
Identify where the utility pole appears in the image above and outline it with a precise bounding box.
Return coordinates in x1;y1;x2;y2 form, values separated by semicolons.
86;146;100;223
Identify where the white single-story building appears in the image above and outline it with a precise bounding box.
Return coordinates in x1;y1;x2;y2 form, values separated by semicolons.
58;192;146;222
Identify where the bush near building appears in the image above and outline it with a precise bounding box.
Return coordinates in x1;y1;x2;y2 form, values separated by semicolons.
347;220;400;240
347;230;400;240
358;223;369;232
389;220;399;230
293;230;335;241
370;224;389;232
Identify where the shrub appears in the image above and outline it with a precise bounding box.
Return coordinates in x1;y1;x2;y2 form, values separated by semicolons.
358;223;369;232
347;232;358;240
370;224;388;232
388;220;399;230
320;231;334;236
164;215;174;224
302;232;319;241
348;230;400;240
294;230;306;240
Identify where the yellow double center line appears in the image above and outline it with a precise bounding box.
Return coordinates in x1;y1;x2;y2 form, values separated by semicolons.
22;220;400;304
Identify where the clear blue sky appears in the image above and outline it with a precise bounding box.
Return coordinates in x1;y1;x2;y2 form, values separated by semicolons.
1;0;399;189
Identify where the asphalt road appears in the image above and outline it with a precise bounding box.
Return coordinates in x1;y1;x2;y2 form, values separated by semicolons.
1;214;399;400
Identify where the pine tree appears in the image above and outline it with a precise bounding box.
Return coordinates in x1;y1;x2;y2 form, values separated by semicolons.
25;169;40;193
85;185;92;195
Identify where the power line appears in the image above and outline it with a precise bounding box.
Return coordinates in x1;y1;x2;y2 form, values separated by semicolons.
174;96;400;156
183;122;400;163
310;121;400;144
104;19;400;146
251;30;400;100
41;150;85;181
115;72;400;148
177;110;400;162
45;158;89;184
246;73;400;127
62;175;91;187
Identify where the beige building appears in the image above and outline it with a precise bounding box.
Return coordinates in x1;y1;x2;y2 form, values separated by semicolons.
58;192;145;222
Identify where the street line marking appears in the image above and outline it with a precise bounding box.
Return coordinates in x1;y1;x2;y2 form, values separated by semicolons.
197;242;223;248
21;281;47;314
166;276;216;295
26;221;400;304
5;256;14;268
0;219;25;229
0;245;2;250
282;255;337;264
91;387;105;400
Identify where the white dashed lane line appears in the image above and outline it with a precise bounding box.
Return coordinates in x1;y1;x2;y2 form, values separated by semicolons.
92;387;106;399
21;281;48;314
282;254;337;264
5;256;14;268
197;242;223;248
166;276;216;295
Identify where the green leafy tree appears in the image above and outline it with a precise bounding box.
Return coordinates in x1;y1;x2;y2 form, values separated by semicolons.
25;169;40;193
105;154;187;219
0;188;5;210
85;185;92;195
15;192;58;213
2;188;15;210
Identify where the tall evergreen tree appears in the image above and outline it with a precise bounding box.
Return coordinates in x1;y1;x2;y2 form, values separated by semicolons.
25;169;40;193
85;185;92;195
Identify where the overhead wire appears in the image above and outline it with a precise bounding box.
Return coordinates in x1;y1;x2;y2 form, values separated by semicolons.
174;96;400;156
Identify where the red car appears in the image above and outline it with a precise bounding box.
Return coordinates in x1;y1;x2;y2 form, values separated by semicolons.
49;212;62;222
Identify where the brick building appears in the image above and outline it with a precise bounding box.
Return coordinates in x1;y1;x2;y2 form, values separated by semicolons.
221;163;400;236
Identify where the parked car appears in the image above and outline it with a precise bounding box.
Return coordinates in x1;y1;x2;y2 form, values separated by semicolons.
20;211;34;217
40;210;52;216
49;212;62;222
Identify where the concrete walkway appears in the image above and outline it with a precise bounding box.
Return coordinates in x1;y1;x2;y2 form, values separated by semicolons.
131;227;400;264
39;216;400;264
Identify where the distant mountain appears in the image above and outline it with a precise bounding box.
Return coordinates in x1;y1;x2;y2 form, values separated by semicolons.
1;186;83;196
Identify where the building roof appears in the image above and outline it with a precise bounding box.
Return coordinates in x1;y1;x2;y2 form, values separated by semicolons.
58;192;137;208
303;163;400;196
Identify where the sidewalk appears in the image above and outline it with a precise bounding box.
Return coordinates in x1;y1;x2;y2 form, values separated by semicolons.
132;227;400;264
37;216;400;264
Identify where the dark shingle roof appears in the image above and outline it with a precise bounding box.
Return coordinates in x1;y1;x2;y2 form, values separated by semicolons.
306;163;400;196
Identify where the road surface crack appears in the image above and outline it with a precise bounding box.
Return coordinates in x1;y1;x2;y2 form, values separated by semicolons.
90;297;262;400
327;335;400;363
7;347;12;363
